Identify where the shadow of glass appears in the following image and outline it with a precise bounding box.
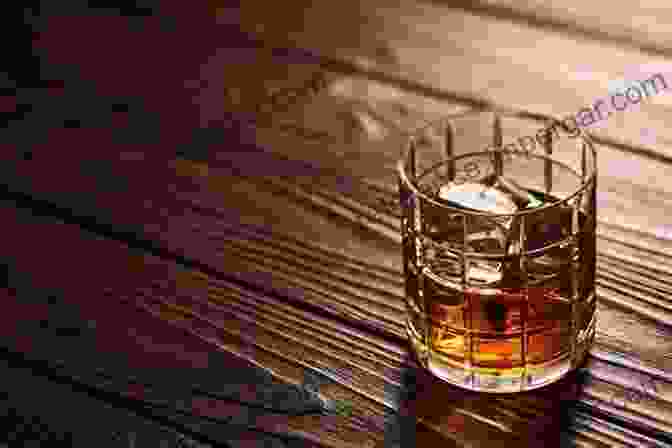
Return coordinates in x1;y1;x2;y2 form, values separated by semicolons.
385;350;591;448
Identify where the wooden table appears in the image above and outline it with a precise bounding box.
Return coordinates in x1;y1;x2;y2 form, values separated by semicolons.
3;2;672;446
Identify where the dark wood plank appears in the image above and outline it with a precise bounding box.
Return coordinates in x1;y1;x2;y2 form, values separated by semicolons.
0;359;220;448
0;201;412;448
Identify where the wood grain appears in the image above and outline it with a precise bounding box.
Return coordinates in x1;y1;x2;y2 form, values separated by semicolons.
0;203;405;448
223;0;672;179
2;148;672;446
12;6;672;446
0;358;228;448
462;0;672;57
0;200;651;448
3;89;672;448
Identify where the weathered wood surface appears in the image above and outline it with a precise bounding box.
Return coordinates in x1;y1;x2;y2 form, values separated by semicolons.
450;0;672;58
6;2;672;447
1;196;661;448
225;0;672;169
0;353;245;448
0;202;395;448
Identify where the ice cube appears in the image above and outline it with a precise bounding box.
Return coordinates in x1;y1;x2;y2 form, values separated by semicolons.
438;181;519;215
482;174;545;209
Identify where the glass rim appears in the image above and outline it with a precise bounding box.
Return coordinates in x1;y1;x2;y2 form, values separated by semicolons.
397;109;598;218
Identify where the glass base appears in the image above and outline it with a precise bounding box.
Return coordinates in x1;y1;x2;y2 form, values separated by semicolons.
408;316;595;393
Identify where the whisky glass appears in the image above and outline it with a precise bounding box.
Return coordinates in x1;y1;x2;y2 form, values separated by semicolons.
398;109;597;392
